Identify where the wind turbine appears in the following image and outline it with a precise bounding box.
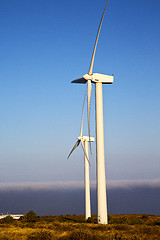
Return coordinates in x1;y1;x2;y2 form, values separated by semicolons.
67;94;94;220
72;0;113;224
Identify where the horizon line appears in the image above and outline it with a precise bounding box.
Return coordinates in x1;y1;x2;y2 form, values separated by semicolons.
0;178;160;191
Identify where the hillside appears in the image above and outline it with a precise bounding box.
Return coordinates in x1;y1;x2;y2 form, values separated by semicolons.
0;213;160;239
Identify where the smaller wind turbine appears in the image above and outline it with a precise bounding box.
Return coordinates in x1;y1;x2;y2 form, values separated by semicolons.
67;94;94;220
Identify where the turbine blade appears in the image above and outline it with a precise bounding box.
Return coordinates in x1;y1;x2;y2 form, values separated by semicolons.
67;140;80;159
80;140;91;166
80;92;87;137
72;78;87;84
88;0;110;75
88;80;92;153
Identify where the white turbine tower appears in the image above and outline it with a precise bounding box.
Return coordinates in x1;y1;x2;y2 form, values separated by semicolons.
72;0;113;224
68;95;94;220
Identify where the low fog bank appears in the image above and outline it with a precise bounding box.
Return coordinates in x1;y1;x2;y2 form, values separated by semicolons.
0;185;159;216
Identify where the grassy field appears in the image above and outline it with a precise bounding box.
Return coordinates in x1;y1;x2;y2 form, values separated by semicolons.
0;213;160;239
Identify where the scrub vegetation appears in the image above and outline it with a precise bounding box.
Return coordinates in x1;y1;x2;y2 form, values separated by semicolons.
0;211;160;239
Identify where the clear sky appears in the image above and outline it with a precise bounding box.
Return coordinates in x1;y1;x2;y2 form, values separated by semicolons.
0;0;160;185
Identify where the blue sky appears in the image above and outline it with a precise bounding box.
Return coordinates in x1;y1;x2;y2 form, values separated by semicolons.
0;0;160;185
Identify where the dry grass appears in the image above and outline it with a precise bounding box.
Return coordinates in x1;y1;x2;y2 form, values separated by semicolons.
0;214;160;240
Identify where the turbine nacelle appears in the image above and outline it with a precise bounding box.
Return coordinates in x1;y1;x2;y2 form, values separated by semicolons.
83;73;113;84
72;73;113;84
77;136;95;142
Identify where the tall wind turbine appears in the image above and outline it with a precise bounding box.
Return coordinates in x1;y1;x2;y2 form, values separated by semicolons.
72;0;113;224
68;95;94;220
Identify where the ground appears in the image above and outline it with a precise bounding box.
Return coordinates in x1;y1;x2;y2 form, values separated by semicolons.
0;214;160;239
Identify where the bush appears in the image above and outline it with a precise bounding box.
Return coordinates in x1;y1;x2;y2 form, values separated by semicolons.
86;217;96;223
0;236;12;240
108;214;112;223
141;214;149;220
153;221;160;226
113;224;128;231
129;219;142;225
138;225;153;235
70;230;98;240
1;215;13;224
27;230;52;240
24;210;38;223
113;233;124;240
